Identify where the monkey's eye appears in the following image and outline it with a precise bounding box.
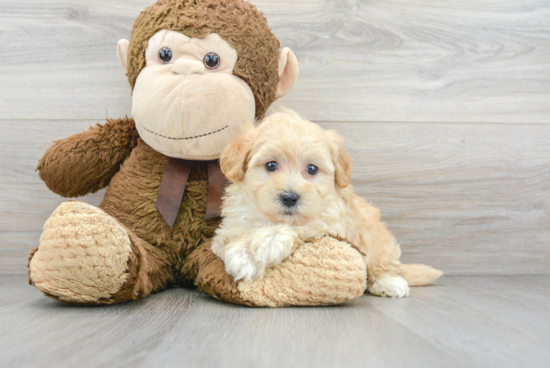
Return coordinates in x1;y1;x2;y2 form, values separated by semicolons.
204;52;220;69
307;164;318;175
158;47;173;64
265;161;278;172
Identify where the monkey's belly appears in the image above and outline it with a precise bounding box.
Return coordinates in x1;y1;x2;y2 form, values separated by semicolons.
100;139;220;263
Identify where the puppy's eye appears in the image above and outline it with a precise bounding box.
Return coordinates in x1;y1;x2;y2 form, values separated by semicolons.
265;161;278;172
158;47;173;64
307;164;318;175
204;52;220;69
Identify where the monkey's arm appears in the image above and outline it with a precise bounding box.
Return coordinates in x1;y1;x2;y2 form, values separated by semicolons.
37;117;139;197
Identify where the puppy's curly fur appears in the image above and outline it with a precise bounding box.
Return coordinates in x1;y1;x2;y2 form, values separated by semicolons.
212;109;442;297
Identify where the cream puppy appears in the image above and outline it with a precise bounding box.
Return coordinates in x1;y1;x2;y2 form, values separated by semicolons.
212;109;442;297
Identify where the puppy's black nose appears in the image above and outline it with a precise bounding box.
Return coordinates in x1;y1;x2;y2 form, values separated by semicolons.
279;192;300;208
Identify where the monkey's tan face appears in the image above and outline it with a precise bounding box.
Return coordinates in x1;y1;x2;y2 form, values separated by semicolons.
131;30;256;160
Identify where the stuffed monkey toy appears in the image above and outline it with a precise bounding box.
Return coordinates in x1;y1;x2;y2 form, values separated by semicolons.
28;0;367;307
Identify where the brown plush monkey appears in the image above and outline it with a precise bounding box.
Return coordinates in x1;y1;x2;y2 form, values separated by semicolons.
28;0;367;306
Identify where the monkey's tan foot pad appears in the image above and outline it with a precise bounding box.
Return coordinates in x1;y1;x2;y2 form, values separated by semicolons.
28;202;132;303
237;237;367;307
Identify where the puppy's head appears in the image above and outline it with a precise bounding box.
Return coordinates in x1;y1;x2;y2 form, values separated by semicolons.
220;109;352;225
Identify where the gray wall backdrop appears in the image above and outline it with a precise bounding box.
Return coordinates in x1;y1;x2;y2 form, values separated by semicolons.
0;0;549;275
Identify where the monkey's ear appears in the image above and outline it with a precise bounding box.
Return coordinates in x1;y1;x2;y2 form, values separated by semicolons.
220;132;254;183
117;39;130;73
275;48;299;99
326;130;352;188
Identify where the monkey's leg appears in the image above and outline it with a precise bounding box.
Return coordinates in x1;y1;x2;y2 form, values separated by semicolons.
184;237;367;307
28;202;172;305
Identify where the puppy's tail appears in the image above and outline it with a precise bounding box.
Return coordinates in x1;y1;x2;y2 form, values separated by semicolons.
401;264;444;287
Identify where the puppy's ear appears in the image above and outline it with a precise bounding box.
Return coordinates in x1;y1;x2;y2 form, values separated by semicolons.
220;132;254;182
326;130;352;188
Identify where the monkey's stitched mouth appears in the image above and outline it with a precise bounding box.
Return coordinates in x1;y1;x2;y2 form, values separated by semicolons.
137;122;228;140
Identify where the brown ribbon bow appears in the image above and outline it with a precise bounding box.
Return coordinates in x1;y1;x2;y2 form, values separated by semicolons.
155;158;228;228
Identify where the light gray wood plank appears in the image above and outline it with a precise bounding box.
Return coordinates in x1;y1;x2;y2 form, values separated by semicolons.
137;294;466;368
369;276;550;368
0;275;465;368
442;275;550;309
0;119;106;273
1;275;549;368
0;232;40;274
319;121;550;276
0;0;549;123
1;120;549;275
0;274;42;308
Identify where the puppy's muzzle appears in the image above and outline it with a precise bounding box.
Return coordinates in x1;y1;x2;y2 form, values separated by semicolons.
279;191;300;209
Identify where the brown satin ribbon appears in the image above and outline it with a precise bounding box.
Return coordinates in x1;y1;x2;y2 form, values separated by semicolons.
205;160;228;220
155;158;228;228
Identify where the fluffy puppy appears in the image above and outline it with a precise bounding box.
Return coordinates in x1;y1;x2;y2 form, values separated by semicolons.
212;109;442;297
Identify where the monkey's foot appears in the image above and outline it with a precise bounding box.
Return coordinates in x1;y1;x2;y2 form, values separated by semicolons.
188;237;366;307
29;202;134;304
237;237;367;307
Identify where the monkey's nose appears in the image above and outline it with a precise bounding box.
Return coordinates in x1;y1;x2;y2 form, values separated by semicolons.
279;192;300;208
171;59;205;76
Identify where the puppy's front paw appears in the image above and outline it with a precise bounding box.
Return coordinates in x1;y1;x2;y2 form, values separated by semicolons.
369;275;410;298
224;245;257;282
252;228;297;269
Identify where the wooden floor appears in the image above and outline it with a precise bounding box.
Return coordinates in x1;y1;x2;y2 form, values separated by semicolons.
0;275;548;368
